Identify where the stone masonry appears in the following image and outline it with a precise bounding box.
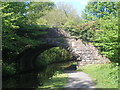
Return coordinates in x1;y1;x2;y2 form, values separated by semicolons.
42;28;111;68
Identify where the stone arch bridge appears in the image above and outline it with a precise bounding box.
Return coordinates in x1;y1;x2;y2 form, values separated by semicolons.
19;28;110;71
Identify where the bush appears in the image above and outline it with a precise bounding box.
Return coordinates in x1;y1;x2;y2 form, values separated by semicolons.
2;63;17;76
38;70;68;88
63;20;99;41
93;18;119;62
35;47;74;68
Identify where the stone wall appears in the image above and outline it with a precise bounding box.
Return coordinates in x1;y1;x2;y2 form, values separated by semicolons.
44;28;111;68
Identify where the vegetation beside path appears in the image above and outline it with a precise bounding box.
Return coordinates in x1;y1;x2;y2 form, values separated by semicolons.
38;70;68;89
37;62;119;89
78;63;119;88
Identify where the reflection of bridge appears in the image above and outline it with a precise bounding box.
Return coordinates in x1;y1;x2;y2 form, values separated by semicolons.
19;28;110;71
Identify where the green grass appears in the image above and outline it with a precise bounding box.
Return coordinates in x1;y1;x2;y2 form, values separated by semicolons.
71;62;77;65
78;63;119;88
38;71;68;89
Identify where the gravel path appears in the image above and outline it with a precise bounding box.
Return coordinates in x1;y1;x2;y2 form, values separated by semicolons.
65;70;95;88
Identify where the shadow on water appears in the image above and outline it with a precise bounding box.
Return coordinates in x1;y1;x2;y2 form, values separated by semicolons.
2;61;76;89
64;65;77;71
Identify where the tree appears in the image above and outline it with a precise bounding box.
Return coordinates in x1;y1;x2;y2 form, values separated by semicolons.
2;1;55;61
2;2;27;60
2;1;55;75
82;2;117;20
26;2;55;24
81;1;119;63
43;3;81;26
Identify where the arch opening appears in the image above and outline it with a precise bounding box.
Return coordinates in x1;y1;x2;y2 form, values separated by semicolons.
18;44;76;72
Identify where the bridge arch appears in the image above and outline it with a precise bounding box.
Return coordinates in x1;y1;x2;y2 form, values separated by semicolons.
18;43;77;72
18;28;110;72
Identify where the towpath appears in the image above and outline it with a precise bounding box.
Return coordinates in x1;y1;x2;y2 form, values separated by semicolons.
64;69;95;88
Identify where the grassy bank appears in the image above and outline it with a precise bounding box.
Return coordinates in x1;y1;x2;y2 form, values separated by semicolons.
78;63;119;88
37;71;68;89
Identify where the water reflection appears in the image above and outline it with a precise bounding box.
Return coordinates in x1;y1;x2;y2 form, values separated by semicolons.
2;61;74;89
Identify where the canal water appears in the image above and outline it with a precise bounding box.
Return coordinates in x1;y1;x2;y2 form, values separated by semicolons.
2;61;76;89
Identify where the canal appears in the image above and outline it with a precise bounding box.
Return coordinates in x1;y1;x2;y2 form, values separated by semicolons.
2;61;77;89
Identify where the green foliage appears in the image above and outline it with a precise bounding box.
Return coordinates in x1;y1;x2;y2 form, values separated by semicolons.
36;18;47;25
2;1;54;58
81;1;119;63
43;3;81;26
35;47;74;68
2;2;29;64
2;2;55;76
78;63;119;88
26;2;55;24
93;18;119;62
2;63;16;76
64;2;119;63
38;70;68;89
64;20;79;27
82;2;117;20
64;20;97;41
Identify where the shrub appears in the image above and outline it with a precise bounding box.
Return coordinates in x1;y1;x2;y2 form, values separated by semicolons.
2;63;16;76
35;47;74;68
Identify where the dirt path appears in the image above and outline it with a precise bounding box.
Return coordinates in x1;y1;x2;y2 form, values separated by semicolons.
65;70;95;88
